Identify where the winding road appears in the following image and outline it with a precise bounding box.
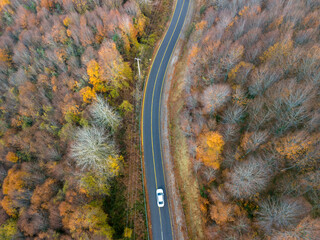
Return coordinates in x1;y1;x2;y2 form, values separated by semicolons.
141;0;189;239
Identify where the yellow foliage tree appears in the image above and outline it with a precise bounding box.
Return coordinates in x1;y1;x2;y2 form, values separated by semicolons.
87;60;107;92
135;15;146;36
72;0;88;13
0;48;11;66
0;0;10;12
0;219;18;239
64;201;114;239
108;155;123;176
197;131;224;169
63;17;71;27
5;152;18;163
123;227;133;238
119;100;133;113
80;86;96;103
260;39;293;63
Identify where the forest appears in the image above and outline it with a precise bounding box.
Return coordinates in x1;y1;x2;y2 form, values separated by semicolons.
0;0;171;239
180;0;320;239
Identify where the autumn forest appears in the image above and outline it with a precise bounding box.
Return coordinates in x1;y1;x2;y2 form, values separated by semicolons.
178;0;320;239
0;0;319;239
0;0;172;239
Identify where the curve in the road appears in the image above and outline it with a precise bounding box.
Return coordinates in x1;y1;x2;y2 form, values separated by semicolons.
141;0;190;239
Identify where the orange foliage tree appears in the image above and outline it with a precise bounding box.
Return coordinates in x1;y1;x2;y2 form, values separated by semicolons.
0;0;10;12
1;196;17;218
276;132;312;159
2;168;28;196
196;131;224;169
275;132;318;170
98;41;132;97
31;179;57;209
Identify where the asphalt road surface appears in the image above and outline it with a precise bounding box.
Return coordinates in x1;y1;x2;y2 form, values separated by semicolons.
141;0;190;239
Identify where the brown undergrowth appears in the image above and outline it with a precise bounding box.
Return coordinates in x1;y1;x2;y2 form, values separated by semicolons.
168;44;205;240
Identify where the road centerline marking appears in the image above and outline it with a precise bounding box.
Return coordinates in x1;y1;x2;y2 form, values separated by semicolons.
140;0;187;239
150;0;186;238
158;1;190;237
141;0;179;147
150;0;185;188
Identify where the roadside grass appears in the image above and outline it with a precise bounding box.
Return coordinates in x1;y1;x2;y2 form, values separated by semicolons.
169;60;205;239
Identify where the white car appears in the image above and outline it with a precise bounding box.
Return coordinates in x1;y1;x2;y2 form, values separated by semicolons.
156;188;165;208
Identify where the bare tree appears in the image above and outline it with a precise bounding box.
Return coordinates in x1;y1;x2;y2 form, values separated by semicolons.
70;126;117;175
79;18;94;47
89;96;121;131
268;79;314;134
225;156;272;199
247;97;273;131
201;84;231;115
257;197;311;234
193;160;203;174
297;46;320;85
81;46;97;66
308;111;320;132
221;43;244;74
271;216;320;240
123;0;141;17
248;65;282;97
223;105;246;125
241;131;269;153
203;167;217;182
222;124;240;143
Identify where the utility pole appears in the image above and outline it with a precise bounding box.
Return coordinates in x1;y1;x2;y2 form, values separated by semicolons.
135;58;141;80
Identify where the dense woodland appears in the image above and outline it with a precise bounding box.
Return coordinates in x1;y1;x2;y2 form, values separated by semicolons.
0;0;164;238
182;0;320;239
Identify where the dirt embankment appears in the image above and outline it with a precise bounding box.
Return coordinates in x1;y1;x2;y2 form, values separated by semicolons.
160;0;207;239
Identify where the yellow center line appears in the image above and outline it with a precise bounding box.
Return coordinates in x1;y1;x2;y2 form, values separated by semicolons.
150;0;185;190
140;0;179;146
141;0;187;239
158;0;190;237
150;0;187;238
